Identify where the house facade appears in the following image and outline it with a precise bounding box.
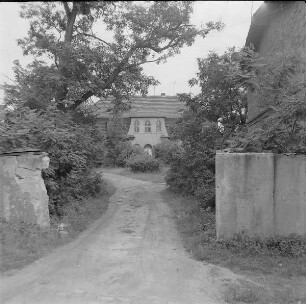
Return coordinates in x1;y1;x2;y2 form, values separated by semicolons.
245;1;306;127
95;95;185;149
127;117;168;148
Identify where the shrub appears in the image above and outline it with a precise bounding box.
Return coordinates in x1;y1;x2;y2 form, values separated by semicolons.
165;148;216;209
126;154;160;172
103;115;129;166
153;139;183;164
116;142;146;167
131;145;146;156
114;142;133;167
0;105;107;216
229;51;306;154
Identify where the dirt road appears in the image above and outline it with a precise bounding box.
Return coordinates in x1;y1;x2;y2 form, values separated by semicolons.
0;172;243;304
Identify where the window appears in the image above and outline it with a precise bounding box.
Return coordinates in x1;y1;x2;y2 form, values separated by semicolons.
134;120;139;132
156;120;162;132
145;120;151;132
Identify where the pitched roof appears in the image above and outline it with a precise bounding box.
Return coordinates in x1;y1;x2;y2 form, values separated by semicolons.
245;1;294;51
93;95;185;119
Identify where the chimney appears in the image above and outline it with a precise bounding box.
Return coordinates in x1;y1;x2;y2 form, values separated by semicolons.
161;93;166;97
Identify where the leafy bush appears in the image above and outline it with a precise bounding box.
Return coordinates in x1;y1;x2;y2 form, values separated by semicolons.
153;139;183;164
103;115;129;167
126;154;160;172
112;141;133;167
0;105;107;216
116;142;146;167
131;145;146;156
229;51;306;154
165;148;216;209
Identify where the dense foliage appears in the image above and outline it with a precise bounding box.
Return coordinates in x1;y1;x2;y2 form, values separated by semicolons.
165;108;221;208
153;139;183;164
0;106;106;216
116;143;146;167
0;2;224;218
126;154;160;173
103;113;129;167
230;51;306;153
189;47;248;137
166;48;249;208
166;48;305;209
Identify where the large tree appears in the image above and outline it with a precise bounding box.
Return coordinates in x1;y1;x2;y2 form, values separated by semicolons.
3;1;223;111
165;48;251;208
188;48;248;139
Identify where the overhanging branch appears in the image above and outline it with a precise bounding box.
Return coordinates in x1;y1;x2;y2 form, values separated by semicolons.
78;32;112;47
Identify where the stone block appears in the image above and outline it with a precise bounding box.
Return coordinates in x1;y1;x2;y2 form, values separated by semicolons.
216;152;306;239
0;152;50;227
216;152;275;239
274;154;306;235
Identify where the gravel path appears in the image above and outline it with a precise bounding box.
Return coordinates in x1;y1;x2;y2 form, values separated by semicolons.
0;172;241;304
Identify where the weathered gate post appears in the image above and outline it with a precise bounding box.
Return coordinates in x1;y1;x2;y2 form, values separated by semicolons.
0;149;50;227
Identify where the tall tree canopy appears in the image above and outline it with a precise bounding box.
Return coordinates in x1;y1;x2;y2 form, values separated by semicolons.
165;48;252;207
3;1;223;111
188;48;249;137
174;47;250;149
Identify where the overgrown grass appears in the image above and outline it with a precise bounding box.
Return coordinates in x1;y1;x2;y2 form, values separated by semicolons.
163;189;306;303
0;180;116;274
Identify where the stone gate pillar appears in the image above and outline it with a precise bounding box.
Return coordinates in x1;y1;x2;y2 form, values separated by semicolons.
0;149;50;227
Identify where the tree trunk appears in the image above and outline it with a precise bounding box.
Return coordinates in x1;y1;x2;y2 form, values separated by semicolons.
56;3;79;111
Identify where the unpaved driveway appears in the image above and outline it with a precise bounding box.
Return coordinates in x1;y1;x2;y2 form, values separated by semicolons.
0;172;244;304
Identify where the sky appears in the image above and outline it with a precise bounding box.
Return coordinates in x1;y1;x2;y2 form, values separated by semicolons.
0;1;263;103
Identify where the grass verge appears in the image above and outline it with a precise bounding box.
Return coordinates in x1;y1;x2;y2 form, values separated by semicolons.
0;180;116;274
163;189;306;304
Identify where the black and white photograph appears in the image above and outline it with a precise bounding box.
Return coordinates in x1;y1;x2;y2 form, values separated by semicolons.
0;1;306;303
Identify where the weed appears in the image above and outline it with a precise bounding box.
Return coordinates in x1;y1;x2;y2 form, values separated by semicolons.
0;180;115;273
163;189;306;304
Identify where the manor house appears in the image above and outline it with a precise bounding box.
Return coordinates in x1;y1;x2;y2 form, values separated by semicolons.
95;94;185;150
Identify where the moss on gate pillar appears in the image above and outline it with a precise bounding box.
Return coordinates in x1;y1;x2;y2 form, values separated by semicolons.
0;150;50;227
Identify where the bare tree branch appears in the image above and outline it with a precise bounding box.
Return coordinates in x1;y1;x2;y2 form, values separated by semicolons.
78;32;112;47
127;58;161;68
138;37;177;53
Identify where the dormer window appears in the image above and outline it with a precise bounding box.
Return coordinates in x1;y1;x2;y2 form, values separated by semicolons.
156;120;162;132
145;120;151;132
134;120;139;132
